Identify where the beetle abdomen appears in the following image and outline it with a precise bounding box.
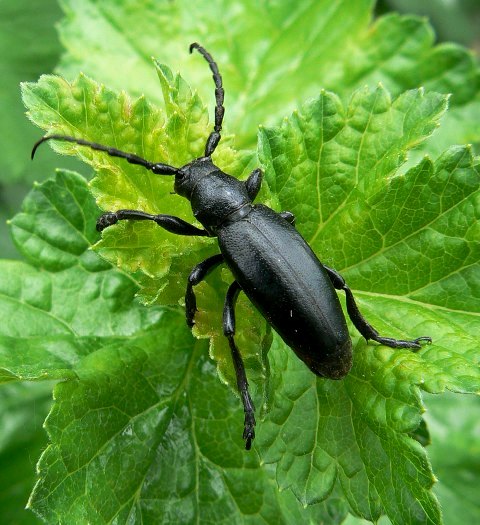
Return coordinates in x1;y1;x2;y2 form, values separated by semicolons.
217;205;352;379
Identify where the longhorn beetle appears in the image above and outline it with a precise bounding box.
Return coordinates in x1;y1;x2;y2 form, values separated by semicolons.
32;43;431;450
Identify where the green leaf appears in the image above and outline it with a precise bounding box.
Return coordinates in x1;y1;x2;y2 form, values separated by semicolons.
2;170;162;383
21;69;266;397
0;0;81;185
257;88;480;523
53;0;480;154
9;169;101;270
0;0;83;260
30;335;252;523
259;337;441;523
0;172;346;524
2;172;345;524
0;382;51;524
12;1;480;523
424;393;480;525
55;0;373;149
21;51;480;523
338;14;480;158
29;335;344;524
259;87;448;241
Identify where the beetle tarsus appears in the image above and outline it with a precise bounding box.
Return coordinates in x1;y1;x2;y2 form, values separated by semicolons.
368;334;432;351
414;336;432;344
96;212;118;231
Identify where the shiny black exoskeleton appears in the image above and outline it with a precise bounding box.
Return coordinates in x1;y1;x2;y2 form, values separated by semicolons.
32;43;431;450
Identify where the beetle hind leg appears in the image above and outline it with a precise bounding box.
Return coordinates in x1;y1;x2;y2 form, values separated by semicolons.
223;281;256;450
324;265;432;350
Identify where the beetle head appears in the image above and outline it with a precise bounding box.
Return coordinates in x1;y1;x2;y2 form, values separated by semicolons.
174;157;214;198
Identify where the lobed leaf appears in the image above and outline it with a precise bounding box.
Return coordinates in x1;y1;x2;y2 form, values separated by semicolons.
13;2;480;523
259;87;448;242
21;60;480;524
2;172;348;524
257;86;480;524
21;67;266;397
3;171;162;382
29;334;344;524
54;0;480;154
0;382;51;525
424;393;480;525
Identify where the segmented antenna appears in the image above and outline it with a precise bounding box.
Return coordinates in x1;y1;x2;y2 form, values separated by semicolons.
31;134;178;175
32;44;226;166
189;43;225;157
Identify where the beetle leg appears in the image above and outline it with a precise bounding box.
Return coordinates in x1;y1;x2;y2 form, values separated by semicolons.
245;168;263;201
279;211;295;225
185;254;224;327
323;266;432;350
223;281;256;450
96;210;210;236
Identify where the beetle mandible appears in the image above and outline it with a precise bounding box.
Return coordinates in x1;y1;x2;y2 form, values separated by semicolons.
32;43;431;450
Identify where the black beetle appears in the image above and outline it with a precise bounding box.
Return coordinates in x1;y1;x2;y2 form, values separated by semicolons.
32;43;431;450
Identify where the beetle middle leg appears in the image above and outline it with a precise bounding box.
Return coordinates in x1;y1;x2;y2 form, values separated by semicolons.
223;281;256;450
324;266;432;349
185;254;224;327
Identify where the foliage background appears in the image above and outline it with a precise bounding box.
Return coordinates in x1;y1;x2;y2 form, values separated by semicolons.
0;0;479;524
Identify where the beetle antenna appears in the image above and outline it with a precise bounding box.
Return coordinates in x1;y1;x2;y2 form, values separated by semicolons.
31;134;178;175
189;43;225;158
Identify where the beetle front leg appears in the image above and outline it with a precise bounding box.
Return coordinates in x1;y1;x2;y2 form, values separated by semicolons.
223;281;256;450
185;254;224;327
324;266;432;349
97;209;210;236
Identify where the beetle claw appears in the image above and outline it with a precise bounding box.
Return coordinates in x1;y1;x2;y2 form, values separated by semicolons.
410;336;432;351
414;336;432;344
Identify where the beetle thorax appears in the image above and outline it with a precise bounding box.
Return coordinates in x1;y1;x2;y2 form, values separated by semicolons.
175;157;251;231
